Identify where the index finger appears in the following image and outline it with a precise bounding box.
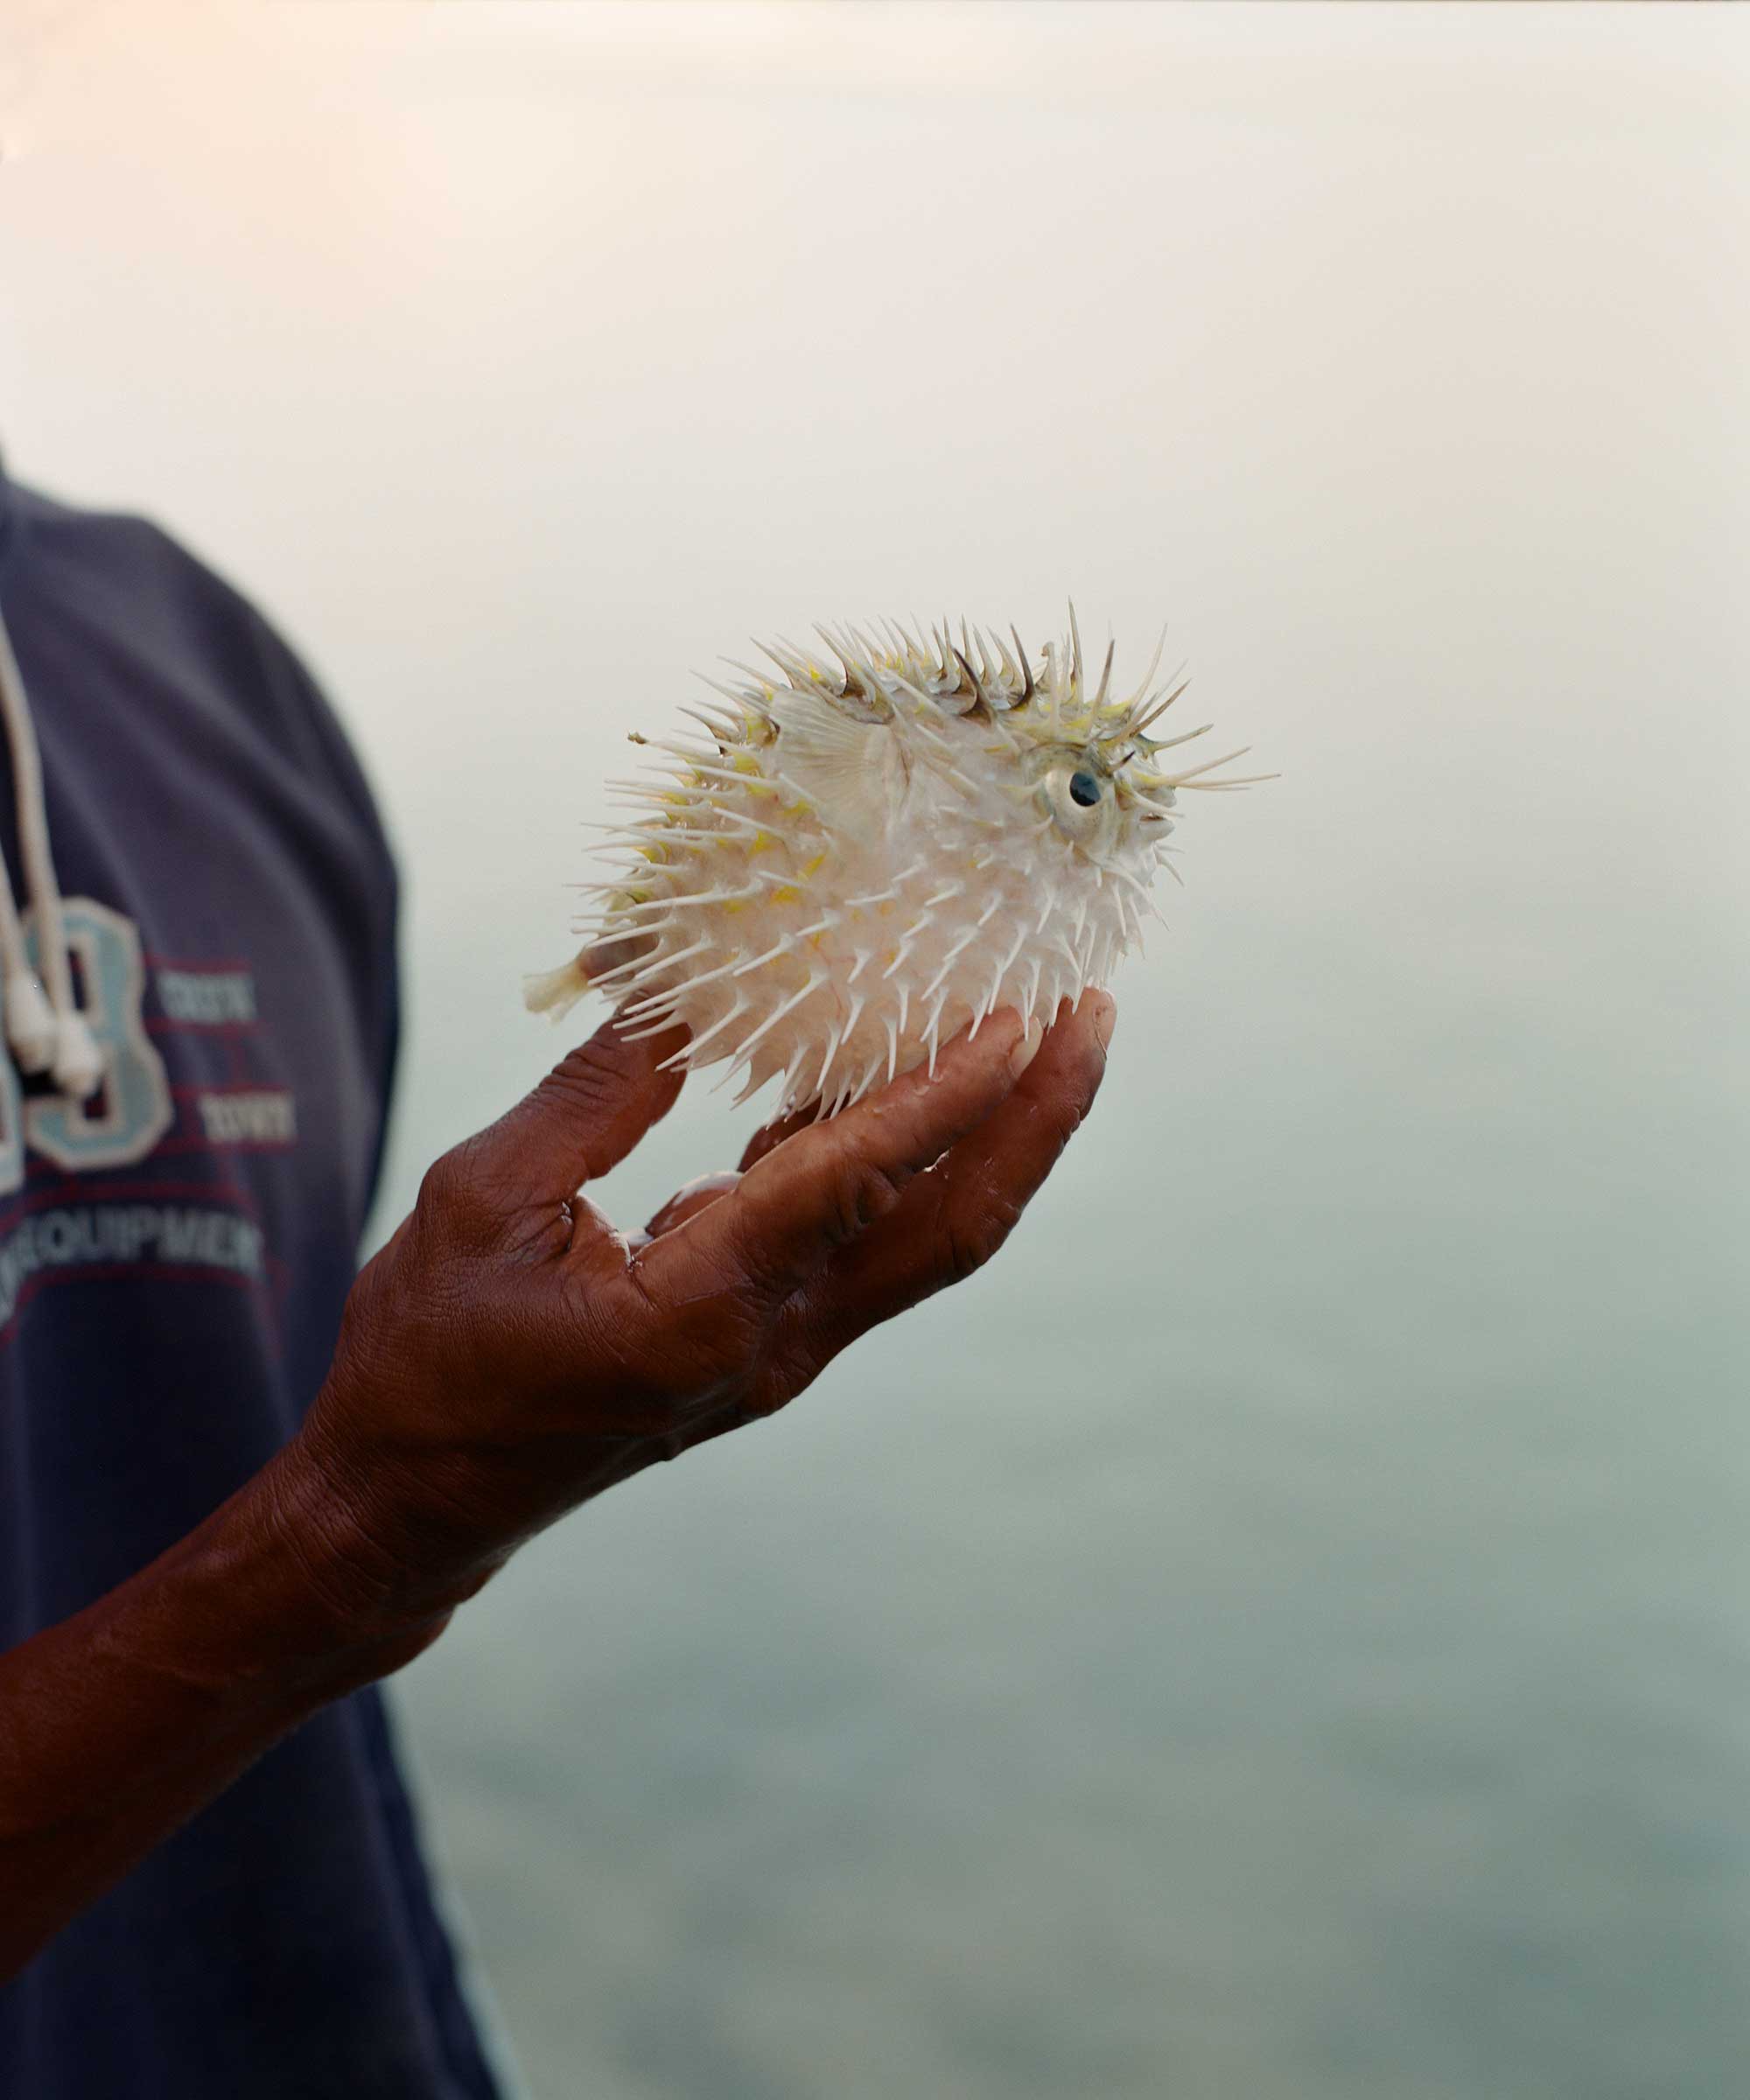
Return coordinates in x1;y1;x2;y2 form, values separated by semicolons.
478;1012;690;1212
634;1009;1033;1304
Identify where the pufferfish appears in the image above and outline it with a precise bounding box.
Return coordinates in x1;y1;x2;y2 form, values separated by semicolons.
526;612;1262;1118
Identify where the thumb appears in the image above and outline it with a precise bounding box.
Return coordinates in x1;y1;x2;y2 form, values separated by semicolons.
484;1012;690;1208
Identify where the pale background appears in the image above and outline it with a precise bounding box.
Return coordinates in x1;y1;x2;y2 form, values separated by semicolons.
3;4;1747;2096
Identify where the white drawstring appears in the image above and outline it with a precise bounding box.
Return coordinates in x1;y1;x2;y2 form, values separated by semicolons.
0;600;104;1100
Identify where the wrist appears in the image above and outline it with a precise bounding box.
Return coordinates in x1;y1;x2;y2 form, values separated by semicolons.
269;1396;513;1653
245;1433;455;1676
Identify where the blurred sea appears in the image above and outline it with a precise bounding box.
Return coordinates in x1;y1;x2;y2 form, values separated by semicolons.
394;699;1748;2096
4;4;1746;2094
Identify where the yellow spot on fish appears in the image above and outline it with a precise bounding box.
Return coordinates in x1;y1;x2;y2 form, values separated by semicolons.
769;885;801;906
801;853;827;878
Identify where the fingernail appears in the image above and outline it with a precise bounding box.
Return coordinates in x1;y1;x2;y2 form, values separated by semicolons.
1009;1018;1044;1079
1092;995;1116;1052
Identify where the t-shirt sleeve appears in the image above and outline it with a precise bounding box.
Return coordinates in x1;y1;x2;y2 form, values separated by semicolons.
236;603;402;1219
128;518;403;1221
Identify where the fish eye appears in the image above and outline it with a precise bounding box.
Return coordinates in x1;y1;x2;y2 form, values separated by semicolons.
1025;746;1121;854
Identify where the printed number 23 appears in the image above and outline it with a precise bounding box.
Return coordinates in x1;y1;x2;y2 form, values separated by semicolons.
0;899;174;1194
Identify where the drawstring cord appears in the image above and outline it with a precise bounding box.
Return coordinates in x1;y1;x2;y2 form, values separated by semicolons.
0;601;104;1100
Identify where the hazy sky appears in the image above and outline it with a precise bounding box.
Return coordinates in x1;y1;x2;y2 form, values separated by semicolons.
2;5;1744;1241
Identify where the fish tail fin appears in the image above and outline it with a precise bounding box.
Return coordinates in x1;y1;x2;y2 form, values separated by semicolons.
522;957;591;1022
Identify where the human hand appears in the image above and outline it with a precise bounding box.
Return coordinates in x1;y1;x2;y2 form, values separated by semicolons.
290;992;1115;1641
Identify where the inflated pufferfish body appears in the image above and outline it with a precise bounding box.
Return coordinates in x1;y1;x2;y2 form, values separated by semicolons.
527;614;1261;1118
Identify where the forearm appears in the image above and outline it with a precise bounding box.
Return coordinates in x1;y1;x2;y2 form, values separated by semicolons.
0;1437;447;1980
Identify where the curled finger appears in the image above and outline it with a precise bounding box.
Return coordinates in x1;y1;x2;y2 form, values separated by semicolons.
797;990;1115;1340
637;1009;1033;1306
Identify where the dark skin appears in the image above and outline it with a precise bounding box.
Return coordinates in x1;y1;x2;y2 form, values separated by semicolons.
0;990;1114;1977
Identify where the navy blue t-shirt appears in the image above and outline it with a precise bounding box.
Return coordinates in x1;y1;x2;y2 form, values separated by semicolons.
0;460;505;2100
